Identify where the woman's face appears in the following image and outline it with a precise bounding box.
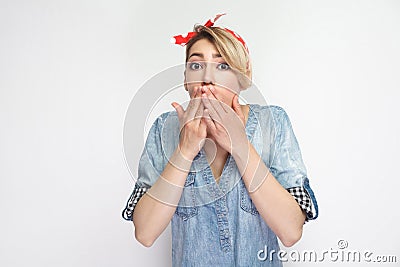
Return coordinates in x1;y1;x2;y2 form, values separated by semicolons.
184;39;242;108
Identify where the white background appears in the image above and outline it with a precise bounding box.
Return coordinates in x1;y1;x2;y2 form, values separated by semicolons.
1;1;399;266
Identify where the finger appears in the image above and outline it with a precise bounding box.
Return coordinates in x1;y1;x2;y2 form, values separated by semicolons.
201;85;223;117
232;95;244;118
171;102;184;121
186;87;203;119
208;85;230;113
203;108;217;134
195;102;204;125
232;94;241;113
232;94;245;124
203;85;229;115
201;92;221;121
195;86;203;97
194;87;204;119
189;86;196;99
187;98;203;119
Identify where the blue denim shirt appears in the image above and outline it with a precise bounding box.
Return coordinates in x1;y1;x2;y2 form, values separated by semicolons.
125;104;318;266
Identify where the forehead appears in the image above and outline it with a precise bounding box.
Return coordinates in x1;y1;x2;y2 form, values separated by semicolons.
188;39;219;55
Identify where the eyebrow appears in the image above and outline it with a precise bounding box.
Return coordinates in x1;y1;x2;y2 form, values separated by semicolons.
188;52;222;59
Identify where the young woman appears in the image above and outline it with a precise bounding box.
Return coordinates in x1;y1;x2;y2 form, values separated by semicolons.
123;14;318;266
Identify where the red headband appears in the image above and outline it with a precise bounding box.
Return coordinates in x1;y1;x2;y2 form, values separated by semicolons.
171;13;249;53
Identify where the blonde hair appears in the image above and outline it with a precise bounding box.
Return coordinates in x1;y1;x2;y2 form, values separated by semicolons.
185;25;252;89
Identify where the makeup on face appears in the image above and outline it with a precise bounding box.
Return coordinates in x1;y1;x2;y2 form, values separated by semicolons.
185;39;242;106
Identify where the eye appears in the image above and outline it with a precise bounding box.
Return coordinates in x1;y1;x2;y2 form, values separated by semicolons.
187;62;203;71
217;63;230;70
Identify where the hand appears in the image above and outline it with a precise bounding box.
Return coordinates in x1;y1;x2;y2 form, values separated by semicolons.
171;86;207;160
200;85;248;155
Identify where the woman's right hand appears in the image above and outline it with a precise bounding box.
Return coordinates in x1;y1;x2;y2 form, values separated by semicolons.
171;86;207;160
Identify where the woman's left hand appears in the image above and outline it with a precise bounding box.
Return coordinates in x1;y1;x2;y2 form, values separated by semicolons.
200;85;248;154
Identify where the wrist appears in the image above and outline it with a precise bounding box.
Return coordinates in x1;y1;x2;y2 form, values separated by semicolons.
232;139;251;162
169;147;194;173
178;143;198;161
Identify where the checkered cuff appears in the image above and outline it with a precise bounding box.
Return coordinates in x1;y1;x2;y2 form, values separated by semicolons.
287;186;314;222
122;184;148;221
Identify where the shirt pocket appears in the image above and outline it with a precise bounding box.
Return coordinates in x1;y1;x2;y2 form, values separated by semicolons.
175;173;198;221
239;180;259;215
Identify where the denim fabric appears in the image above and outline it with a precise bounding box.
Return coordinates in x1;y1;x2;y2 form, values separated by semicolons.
135;104;318;266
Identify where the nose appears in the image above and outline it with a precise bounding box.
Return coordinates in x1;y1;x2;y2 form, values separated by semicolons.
201;81;214;87
202;62;215;86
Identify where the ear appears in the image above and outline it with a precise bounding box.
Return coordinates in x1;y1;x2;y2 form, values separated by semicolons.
240;60;252;91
